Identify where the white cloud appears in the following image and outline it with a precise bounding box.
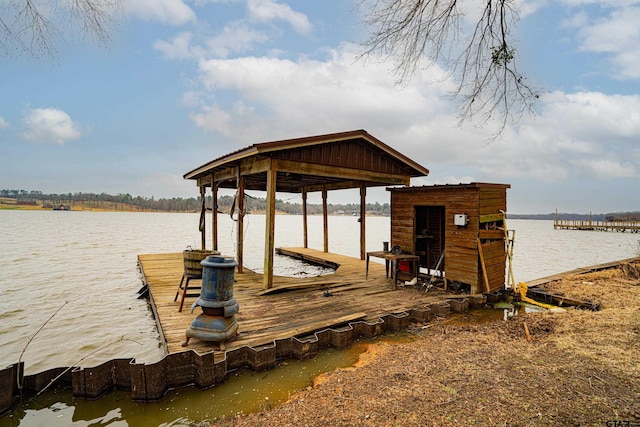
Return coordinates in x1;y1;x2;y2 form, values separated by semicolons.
192;44;453;142
572;5;640;79
193;0;239;4
154;24;269;60
540;91;640;140
559;0;639;7
125;0;196;25
572;159;637;178
561;11;589;29
247;0;312;34
163;30;639;186
190;104;234;134
181;91;204;107
483;90;640;181
21;108;88;145
184;42;639;184
463;0;545;25
138;173;196;198
0;117;9;129
204;22;269;58
513;0;548;17
153;1;314;64
154;32;198;59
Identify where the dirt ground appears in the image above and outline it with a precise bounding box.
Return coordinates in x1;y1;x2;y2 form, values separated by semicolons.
212;259;640;427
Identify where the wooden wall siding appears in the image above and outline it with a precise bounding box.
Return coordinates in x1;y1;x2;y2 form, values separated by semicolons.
445;245;480;287
271;139;411;176
480;240;507;293
390;183;509;293
479;187;507;216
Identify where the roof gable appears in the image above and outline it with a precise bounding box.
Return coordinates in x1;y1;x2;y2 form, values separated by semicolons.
266;136;423;177
184;130;429;193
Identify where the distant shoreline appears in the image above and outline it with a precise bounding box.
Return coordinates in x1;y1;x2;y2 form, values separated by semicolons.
0;205;383;216
0;204;166;213
3;191;637;219
1;199;637;220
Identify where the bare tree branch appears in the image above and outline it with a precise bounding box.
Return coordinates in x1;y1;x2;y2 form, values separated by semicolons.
0;0;122;59
359;0;539;136
69;0;120;45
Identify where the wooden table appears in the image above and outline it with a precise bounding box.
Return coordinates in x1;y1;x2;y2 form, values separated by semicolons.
365;251;420;290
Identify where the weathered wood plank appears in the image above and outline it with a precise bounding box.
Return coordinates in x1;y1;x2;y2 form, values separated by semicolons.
479;229;506;240
275;247;340;269
480;213;505;223
139;248;458;357
256;280;340;296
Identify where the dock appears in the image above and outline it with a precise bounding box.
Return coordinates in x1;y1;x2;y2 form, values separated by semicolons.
137;248;455;357
554;219;640;232
0;248;461;409
4;254;637;409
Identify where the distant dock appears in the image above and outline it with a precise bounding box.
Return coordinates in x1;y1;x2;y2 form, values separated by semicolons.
554;219;640;232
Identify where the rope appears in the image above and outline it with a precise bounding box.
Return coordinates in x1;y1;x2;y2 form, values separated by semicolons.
229;190;237;221
198;196;205;232
517;282;556;309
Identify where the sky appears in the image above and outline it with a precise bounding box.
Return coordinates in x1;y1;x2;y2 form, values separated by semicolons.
0;0;639;214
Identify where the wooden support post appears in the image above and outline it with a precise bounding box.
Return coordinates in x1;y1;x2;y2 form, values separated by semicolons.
359;183;366;260
264;168;277;289
302;189;308;249
199;186;206;250
322;186;328;253
477;238;491;293
237;173;245;273
212;178;218;251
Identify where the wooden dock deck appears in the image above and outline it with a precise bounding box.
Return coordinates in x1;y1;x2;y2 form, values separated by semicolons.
554;219;640;232
138;248;454;357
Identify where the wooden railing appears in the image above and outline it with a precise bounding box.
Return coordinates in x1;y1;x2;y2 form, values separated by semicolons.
554;219;640;232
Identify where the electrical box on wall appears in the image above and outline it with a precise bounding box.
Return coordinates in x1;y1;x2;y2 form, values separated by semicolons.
454;214;468;226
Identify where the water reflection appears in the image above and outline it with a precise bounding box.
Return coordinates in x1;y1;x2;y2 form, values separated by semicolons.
1;342;371;427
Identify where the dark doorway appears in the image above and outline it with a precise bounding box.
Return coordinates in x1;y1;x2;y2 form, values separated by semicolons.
414;206;445;272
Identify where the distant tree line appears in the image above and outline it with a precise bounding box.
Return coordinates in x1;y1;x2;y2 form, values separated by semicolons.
3;190;636;219
1;189;200;212
1;190;391;216
605;212;640;221
218;194;390;216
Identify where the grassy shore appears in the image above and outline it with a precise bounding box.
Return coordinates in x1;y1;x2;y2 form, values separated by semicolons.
213;259;640;427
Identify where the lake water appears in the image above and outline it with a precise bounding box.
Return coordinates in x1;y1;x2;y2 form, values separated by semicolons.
0;210;638;425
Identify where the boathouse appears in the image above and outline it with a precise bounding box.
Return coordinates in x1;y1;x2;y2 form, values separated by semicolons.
183;129;430;289
0;134;516;411
389;183;511;294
